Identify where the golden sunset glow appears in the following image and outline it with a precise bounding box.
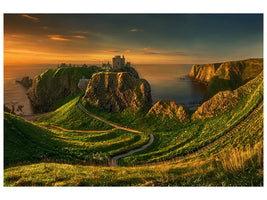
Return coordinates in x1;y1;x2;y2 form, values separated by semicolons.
4;14;263;66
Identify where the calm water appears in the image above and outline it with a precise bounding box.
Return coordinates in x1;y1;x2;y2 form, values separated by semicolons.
4;64;206;114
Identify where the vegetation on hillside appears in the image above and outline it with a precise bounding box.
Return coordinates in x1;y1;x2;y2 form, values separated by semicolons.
3;59;263;186
4;112;149;168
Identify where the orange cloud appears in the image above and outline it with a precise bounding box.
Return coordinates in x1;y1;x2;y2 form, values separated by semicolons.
73;35;86;39
48;35;71;41
143;47;149;50
125;49;131;53
21;14;40;22
129;28;143;32
104;50;120;53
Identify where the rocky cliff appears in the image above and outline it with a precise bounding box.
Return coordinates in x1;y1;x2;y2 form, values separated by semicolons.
147;100;188;121
192;71;263;120
83;72;152;112
189;63;220;83
189;58;263;99
28;67;99;112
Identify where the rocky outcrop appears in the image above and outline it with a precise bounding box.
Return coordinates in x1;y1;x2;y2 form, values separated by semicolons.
189;63;219;83
16;76;33;88
147;100;188;121
83;72;152;112
192;72;263;120
28;67;97;112
189;58;263;99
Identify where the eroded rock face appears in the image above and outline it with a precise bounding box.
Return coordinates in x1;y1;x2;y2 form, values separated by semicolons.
192;72;263;120
147;100;188;121
192;91;237;120
28;67;96;112
189;64;218;83
83;72;152;112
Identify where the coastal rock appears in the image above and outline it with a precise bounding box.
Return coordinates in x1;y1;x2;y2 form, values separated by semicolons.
189;58;263;99
83;72;152;112
147;100;188;121
192;72;263;120
16;76;33;88
28;67;98;112
189;63;219;84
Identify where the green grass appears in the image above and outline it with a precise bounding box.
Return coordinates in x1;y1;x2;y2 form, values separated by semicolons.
118;73;263;166
4;141;262;186
4;101;262;186
4;112;149;168
35;94;113;131
4;62;263;186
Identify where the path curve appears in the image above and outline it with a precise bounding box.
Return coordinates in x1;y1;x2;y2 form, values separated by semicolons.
110;134;154;167
77;98;154;167
78;98;262;167
78;99;142;134
49;125;117;133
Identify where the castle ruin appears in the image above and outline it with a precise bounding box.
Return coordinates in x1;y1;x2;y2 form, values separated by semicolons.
112;55;125;69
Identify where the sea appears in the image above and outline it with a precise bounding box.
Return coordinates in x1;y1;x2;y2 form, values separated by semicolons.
4;64;206;115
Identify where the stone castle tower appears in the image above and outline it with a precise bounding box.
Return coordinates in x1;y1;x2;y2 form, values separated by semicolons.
112;55;125;69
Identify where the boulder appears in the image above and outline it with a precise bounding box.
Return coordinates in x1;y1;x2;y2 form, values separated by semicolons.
147;100;188;121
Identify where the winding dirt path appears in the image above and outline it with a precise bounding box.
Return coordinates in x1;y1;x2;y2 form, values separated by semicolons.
77;98;262;167
77;99;154;167
110;134;154;167
49;125;117;133
78;99;142;134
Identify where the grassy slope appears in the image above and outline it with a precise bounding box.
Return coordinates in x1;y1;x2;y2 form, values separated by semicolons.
118;72;263;165
4;72;263;186
35;94;113;131
4;61;263;186
4;106;262;186
4;112;149;168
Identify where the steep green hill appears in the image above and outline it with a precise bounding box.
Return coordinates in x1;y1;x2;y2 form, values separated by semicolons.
35;94;113;131
28;67;105;112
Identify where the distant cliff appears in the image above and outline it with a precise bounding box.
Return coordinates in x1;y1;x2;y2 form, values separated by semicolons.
83;72;152;112
189;58;263;99
192;71;263;120
28;67;100;112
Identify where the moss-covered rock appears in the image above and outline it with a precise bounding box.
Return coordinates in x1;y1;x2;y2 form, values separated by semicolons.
83;72;152;112
28;67;100;112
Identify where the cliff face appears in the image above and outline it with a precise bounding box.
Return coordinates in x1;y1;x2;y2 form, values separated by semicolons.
147;100;188;121
189;58;263;99
192;72;263;120
83;72;152;112
28;67;98;112
188;63;219;83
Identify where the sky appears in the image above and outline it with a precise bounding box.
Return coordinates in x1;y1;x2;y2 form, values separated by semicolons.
4;14;263;65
